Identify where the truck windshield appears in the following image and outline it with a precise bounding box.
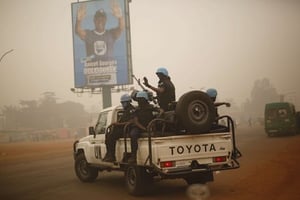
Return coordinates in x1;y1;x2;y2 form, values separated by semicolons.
95;111;108;134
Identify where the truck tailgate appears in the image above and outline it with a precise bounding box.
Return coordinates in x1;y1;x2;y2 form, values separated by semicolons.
139;132;232;169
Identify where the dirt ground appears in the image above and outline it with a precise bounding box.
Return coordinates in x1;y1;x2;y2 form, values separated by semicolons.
211;134;300;200
1;127;300;200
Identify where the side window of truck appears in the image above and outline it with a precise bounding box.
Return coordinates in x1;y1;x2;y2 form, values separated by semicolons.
95;111;108;135
278;109;288;118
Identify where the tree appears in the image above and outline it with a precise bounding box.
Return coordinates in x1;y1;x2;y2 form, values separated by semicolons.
58;101;89;128
19;100;39;129
2;105;20;129
1;92;90;130
38;92;61;129
243;78;279;119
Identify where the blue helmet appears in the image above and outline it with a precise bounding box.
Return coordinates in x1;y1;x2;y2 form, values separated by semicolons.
156;67;169;77
206;88;218;98
120;94;132;103
136;91;149;101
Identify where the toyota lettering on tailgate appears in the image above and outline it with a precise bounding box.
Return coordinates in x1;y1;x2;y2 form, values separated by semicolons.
169;144;217;155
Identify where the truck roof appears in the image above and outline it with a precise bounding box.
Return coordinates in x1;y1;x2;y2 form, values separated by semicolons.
101;105;123;113
100;102;141;113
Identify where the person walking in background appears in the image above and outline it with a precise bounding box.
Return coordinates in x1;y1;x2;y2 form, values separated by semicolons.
143;67;176;111
248;117;252;127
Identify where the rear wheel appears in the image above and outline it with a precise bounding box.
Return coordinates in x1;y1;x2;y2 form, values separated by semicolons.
176;91;216;133
75;153;98;182
185;177;206;185
184;171;213;185
125;166;153;196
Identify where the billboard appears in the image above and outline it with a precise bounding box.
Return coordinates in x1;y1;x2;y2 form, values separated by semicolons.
71;0;132;88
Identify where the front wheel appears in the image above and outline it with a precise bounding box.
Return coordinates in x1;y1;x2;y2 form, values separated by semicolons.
75;152;98;182
125;166;152;196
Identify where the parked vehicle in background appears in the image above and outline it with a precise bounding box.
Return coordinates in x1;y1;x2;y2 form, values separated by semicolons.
264;102;300;136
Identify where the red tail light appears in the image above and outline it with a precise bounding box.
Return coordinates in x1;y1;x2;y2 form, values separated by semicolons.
160;161;175;168
213;156;227;163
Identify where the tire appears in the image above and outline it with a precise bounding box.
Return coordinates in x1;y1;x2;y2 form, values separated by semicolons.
184;171;213;185
184;177;206;185
75;153;98;182
176;91;216;133
267;132;273;137
125;166;152;196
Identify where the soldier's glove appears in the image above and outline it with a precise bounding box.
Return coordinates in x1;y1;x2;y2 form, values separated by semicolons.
143;77;150;87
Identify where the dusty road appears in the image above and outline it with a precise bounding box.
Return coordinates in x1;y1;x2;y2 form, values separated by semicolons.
0;126;300;200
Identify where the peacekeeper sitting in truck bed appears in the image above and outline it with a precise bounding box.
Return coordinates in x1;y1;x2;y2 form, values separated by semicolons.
103;94;136;162
103;91;163;163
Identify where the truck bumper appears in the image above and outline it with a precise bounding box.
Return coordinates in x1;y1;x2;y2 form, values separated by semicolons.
155;160;240;178
73;140;79;159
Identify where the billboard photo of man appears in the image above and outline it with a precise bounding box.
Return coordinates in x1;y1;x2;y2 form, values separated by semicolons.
72;0;131;88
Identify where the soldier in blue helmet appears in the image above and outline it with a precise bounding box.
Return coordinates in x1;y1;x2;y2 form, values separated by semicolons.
143;67;176;111
127;91;158;164
206;88;231;108
103;93;136;162
206;88;231;124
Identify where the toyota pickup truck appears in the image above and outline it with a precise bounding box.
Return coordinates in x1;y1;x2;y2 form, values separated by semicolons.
73;90;242;196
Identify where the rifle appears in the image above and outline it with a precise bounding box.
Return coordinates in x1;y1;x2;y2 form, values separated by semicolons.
132;74;157;104
132;74;146;91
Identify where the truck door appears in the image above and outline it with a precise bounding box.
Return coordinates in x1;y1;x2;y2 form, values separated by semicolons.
90;111;112;163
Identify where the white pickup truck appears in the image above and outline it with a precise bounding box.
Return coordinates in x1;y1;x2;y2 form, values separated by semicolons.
73;90;241;196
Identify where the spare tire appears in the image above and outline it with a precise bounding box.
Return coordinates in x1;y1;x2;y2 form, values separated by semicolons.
175;90;216;133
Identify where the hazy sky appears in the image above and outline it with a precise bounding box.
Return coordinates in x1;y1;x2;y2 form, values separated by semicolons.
1;0;300;112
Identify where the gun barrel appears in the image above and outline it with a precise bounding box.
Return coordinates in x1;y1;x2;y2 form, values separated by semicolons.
132;74;146;90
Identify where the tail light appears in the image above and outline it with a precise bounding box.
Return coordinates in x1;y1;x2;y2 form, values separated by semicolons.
160;161;175;168
213;156;227;163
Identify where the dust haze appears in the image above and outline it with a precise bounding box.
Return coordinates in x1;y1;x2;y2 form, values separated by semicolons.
1;0;299;113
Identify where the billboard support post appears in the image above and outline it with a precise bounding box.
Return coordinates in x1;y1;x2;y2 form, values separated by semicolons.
102;86;112;109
